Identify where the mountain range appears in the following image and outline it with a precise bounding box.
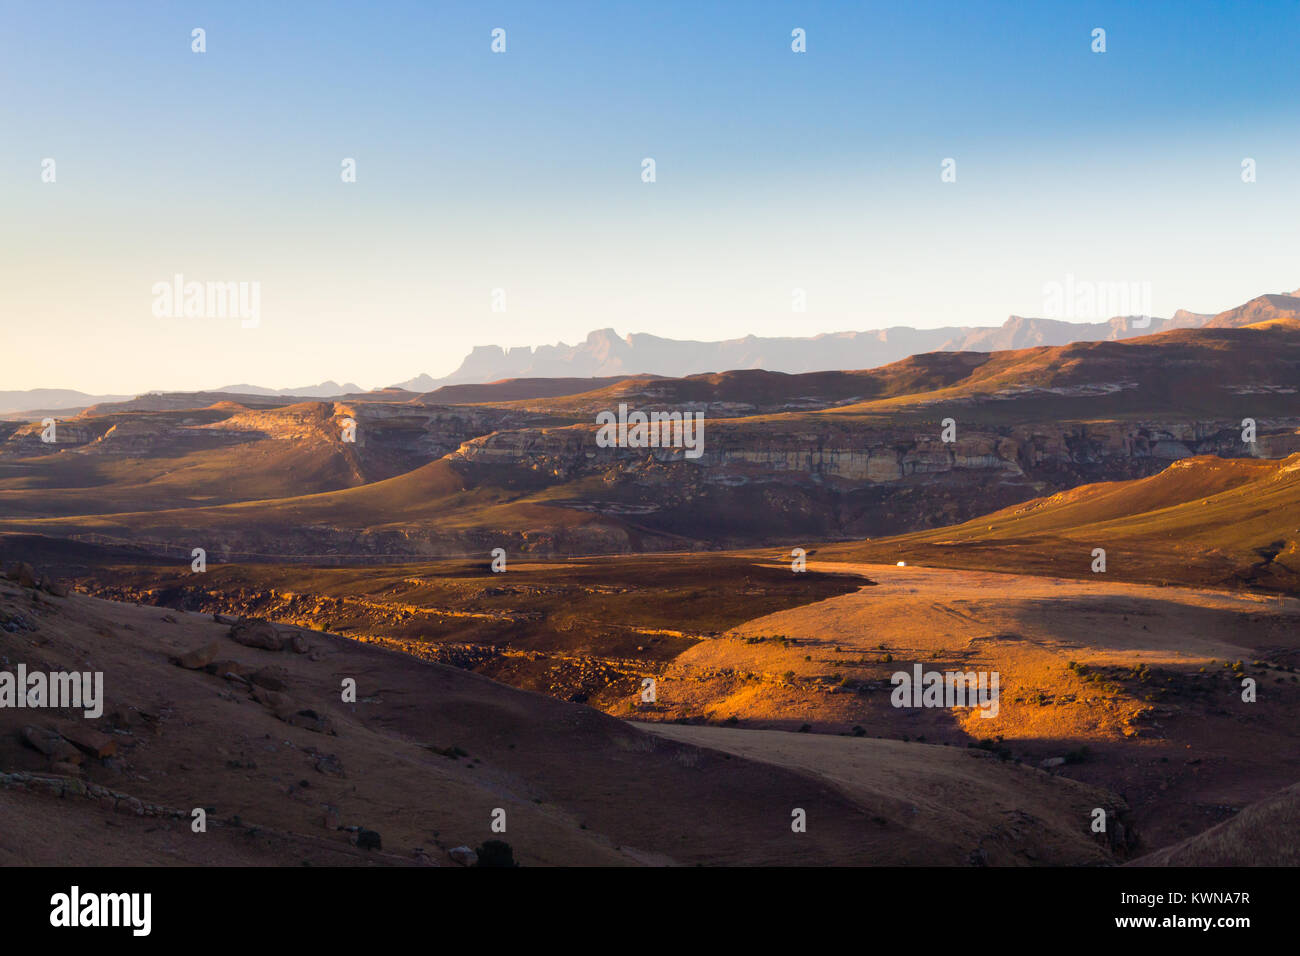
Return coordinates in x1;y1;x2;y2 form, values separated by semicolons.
0;381;363;418
212;380;363;398
391;309;1221;390
392;289;1300;389
7;290;1300;418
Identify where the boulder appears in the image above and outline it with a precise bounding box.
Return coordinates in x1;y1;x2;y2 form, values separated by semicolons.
1039;757;1067;769
312;752;346;777
448;845;478;866
285;709;336;735
61;726;117;759
41;580;70;598
20;726;82;764
250;686;335;734
205;659;247;678
250;685;290;712
229;619;283;651
175;641;221;670
248;666;289;691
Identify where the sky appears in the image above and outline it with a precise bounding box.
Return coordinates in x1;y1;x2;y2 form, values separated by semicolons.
3;0;1300;393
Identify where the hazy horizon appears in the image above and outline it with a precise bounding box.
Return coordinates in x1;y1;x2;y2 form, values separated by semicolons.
3;290;1285;400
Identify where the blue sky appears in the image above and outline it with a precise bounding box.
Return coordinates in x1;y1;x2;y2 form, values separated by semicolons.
3;0;1299;392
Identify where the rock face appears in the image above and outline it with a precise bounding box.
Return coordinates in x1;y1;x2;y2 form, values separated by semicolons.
4;315;1298;559
453;418;1286;484
443;416;1300;544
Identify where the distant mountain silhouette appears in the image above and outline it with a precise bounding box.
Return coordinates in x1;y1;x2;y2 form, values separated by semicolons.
1204;291;1300;329
213;380;363;398
392;311;1216;390
0;388;132;417
1;381;364;419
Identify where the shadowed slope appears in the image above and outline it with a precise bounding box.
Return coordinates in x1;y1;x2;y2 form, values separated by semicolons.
1131;782;1300;866
0;576;1121;865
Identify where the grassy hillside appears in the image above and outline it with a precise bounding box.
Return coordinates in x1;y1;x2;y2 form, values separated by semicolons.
820;453;1300;593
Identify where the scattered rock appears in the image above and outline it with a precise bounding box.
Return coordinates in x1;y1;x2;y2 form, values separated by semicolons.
20;726;82;764
250;687;336;734
104;707;140;731
448;845;478;866
312;752;346;777
249;666;289;691
175;641;221;670
285;709;336;735
229;619;283;651
206;659;247;677
61;726;117;759
1;611;37;633
250;685;290;712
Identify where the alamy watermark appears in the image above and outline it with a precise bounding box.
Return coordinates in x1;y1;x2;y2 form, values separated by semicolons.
152;273;260;328
890;664;999;718
595;403;704;459
50;886;150;936
0;665;103;718
1042;274;1152;327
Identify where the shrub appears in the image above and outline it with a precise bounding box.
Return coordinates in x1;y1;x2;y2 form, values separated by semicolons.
1064;745;1091;764
475;839;517;867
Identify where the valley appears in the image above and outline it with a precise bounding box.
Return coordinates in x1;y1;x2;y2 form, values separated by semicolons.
4;293;1300;865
